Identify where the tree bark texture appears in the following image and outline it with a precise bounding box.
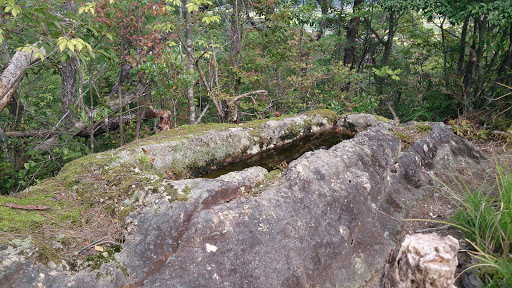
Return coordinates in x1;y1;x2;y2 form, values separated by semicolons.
230;0;242;94
376;9;396;96
230;0;242;67
463;48;477;114
457;17;470;74
185;0;196;124
343;0;364;68
109;64;133;99
60;56;78;122
60;1;79;123
381;9;395;66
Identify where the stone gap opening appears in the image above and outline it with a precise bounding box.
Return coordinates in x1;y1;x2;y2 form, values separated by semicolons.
197;130;352;179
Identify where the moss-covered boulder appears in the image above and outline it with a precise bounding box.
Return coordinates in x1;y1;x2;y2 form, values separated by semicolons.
0;111;487;288
0;110;336;274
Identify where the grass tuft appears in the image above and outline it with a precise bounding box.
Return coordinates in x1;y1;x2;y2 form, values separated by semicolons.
437;165;512;286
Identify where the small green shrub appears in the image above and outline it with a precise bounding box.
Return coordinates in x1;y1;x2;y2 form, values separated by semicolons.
449;118;489;141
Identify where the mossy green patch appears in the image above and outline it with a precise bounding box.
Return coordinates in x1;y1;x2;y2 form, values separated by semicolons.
84;244;121;270
415;123;433;133
128;123;237;146
304;109;338;124
265;169;282;182
394;131;413;143
0;180;80;232
374;115;391;122
173;185;192;202
0;197;47;231
280;126;302;141
56;152;116;186
33;238;62;265
118;206;136;224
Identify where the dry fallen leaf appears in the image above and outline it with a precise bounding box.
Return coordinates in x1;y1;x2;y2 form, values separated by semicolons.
94;245;104;252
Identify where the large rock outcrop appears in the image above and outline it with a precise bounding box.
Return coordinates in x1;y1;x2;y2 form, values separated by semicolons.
0;111;484;287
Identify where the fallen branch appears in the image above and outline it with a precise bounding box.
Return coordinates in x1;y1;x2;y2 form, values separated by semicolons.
33;85;150;152
5;130;62;137
75;237;121;255
0;46;46;113
385;102;400;126
4;202;50;211
414;224;451;233
228;90;268;107
229;90;267;122
6;106;171;139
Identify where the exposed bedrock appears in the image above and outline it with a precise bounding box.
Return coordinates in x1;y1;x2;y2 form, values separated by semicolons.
0;112;484;287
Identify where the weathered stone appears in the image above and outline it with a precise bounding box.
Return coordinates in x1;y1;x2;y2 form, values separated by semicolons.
339;113;394;132
382;233;459;288
0;113;484;288
117;111;334;178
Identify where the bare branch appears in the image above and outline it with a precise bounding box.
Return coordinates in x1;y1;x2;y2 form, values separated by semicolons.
0;47;46;113
229;90;268;106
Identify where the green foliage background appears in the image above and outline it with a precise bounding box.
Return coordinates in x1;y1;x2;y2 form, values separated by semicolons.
1;0;512;195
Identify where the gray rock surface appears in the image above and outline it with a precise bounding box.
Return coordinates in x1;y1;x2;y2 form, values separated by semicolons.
339;113;394;132
0;114;484;287
118;112;335;178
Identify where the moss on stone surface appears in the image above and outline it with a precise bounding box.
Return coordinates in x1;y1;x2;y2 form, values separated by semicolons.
56;152;116;186
265;169;282;182
394;131;413;143
280;126;302;141
164;184;192;202
415;123;433;133
374;115;391;122
127;123;237;146
33;238;62;265
393;122;434;150
84;245;121;270
304;109;338;124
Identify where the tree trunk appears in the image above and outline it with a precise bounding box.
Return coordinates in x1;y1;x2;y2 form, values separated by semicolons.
119;29;126;146
185;0;196;124
60;1;78;123
457;17;470;74
315;0;330;40
376;9;396;96
463;48;477;114
60;56;78;122
381;9;395;66
7;94;24;124
343;0;364;68
230;0;242;95
471;17;486;107
135;5;143;140
109;64;133;99
440;16;447;77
